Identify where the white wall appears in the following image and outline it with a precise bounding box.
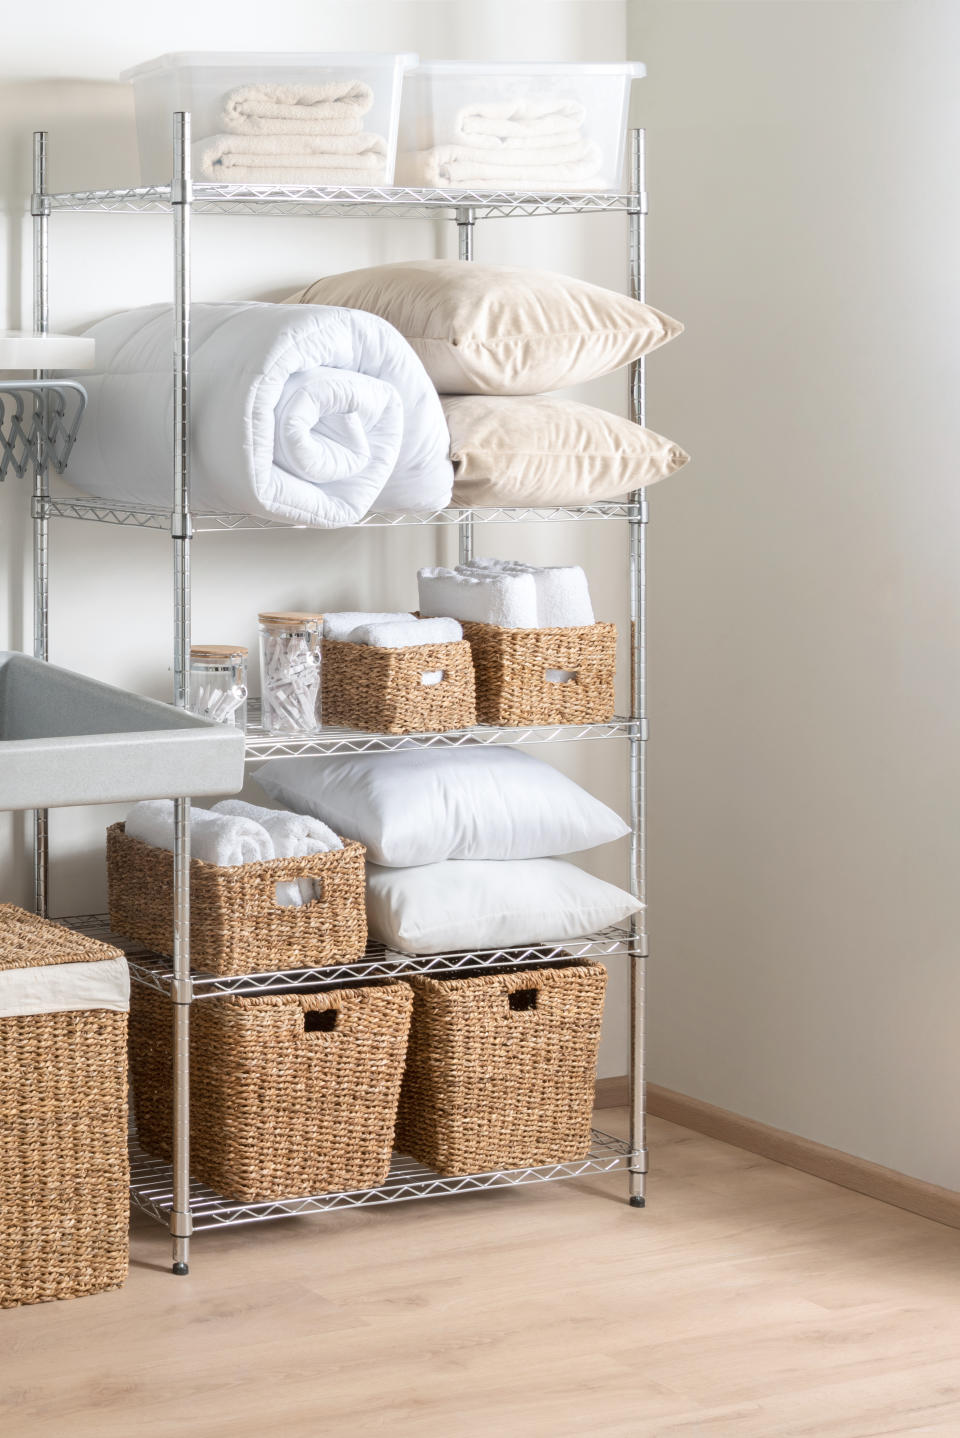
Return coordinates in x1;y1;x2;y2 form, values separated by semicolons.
630;0;960;1187
0;0;637;1076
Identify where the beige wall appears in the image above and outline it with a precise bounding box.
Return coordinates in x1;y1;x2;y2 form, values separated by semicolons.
0;0;639;1077
630;0;960;1187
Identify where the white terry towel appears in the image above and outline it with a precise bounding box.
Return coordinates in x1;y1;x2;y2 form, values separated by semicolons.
212;799;341;855
401;144;603;190
213;798;341;907
193;132;387;185
125;800;273;867
323;610;416;641
458;558;595;628
221;81;374;136
347;616;463;648
454;98;587;143
418;566;539;628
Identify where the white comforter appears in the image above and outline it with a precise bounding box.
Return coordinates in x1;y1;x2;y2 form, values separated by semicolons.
66;302;453;526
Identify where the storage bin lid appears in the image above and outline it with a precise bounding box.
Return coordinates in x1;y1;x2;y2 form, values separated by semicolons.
0;332;95;371
407;61;646;77
121;52;419;81
0;904;123;972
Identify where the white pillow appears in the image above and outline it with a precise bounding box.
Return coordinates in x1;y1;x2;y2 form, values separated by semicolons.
253;747;629;867
366;858;642;954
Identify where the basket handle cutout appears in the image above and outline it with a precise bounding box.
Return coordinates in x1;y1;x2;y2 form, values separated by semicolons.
544;668;578;685
420;669;445;687
275;878;323;908
304;1008;338;1033
508;988;538;1012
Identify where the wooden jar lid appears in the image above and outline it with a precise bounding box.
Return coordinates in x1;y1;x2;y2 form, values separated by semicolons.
258;611;324;626
190;644;248;659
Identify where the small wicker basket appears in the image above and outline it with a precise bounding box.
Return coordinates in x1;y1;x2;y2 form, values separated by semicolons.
0;905;129;1309
106;823;367;975
322;636;477;734
131;980;413;1201
460;620;617;727
395;961;607;1177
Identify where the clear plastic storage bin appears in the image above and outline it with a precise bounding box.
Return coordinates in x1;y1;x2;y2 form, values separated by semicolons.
122;51;418;187
397;61;645;193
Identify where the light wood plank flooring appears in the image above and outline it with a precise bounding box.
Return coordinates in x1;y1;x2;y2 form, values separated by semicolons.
3;1109;960;1437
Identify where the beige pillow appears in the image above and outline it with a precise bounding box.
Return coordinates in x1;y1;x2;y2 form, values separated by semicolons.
444;396;690;506
289;260;683;395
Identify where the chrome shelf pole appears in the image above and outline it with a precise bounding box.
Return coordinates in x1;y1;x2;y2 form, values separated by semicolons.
32;130;50;917
170;111;194;1276
628;128;649;1207
455;206;476;566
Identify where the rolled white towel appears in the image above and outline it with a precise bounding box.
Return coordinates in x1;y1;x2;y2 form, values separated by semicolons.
213;798;341;906
125;800;273;867
346;616;464;648
212;799;342;855
418;567;539;629
323;611;416;641
458;558;595;628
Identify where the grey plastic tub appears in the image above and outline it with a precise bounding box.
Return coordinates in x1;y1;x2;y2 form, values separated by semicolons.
0;652;245;810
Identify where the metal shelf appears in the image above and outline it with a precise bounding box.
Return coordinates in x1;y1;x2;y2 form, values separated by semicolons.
29;122;651;1269
244;701;641;759
64;914;638;999
129;1128;636;1230
40;182;644;222
36;495;644;531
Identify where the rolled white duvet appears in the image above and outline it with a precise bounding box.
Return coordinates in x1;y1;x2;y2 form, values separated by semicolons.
66;302;454;527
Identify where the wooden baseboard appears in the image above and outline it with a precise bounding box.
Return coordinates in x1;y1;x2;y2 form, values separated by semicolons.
595;1076;960;1231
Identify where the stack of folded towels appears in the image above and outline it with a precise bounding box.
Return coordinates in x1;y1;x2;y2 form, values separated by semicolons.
322;612;463;647
418;558;594;629
398;97;604;190
193;80;388;185
125;798;341;906
254;747;642;955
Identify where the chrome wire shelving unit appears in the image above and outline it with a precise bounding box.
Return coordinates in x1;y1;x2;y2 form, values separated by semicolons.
29;117;650;1274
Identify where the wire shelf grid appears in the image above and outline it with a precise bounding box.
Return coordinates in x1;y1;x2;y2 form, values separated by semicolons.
36;495;644;531
128;1128;635;1229
62;914;639;999
40;182;645;222
243;701;641;759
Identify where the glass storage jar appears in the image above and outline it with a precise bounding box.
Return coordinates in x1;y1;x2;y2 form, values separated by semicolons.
258;612;323;734
188;645;248;728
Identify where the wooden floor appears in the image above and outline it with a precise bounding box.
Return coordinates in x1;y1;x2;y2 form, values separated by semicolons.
3;1109;960;1437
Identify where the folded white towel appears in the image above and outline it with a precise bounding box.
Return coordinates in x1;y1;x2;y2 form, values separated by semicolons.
418;566;539;628
458;558;595;627
221;81;374;136
212;798;341;907
323;611;416;641
454;98;587;143
193;132;387;185
125;800;273;867
401;144;603;190
347;616;464;648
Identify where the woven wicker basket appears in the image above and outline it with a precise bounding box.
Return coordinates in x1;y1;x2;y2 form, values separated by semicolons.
322;636;477;734
395;961;607;1177
131;980;413;1201
0;905;129;1309
460;620;617;726
106;823;367;975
